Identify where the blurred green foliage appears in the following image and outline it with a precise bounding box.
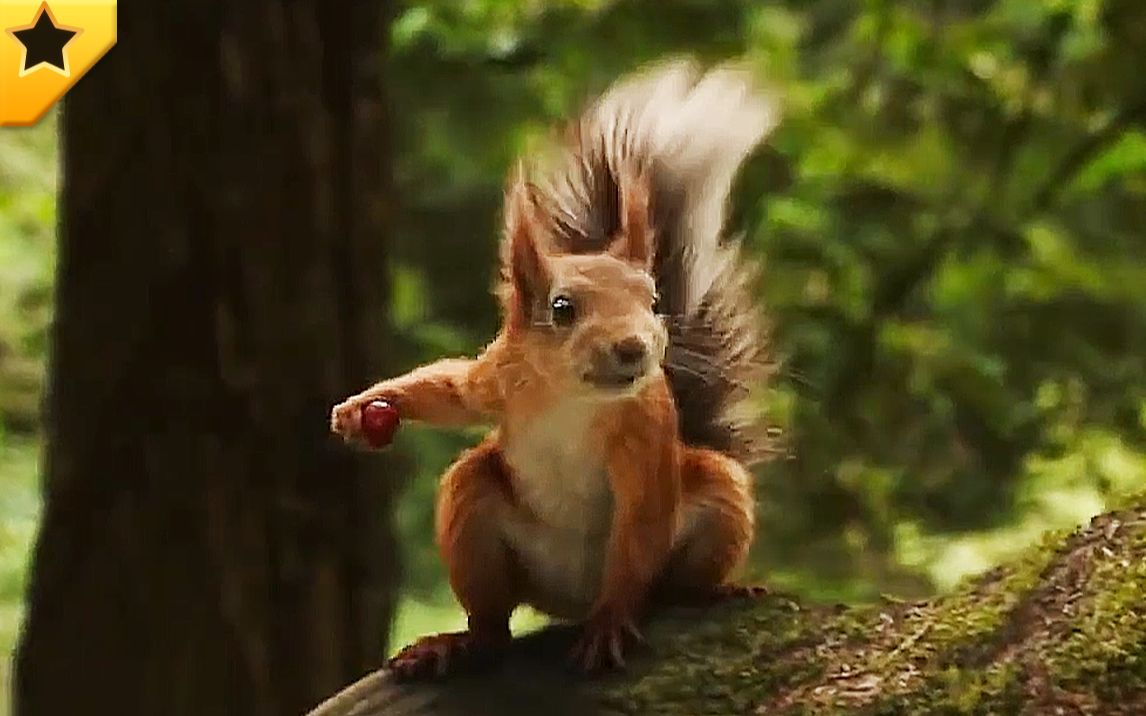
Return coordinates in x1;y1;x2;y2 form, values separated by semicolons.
0;109;56;712
1;0;1145;672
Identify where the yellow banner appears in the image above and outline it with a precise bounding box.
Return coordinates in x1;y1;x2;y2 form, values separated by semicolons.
1;0;116;127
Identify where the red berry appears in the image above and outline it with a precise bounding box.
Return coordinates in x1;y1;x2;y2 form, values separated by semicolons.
360;399;400;448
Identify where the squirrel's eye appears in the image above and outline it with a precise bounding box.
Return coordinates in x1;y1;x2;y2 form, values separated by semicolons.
551;295;576;326
652;292;662;314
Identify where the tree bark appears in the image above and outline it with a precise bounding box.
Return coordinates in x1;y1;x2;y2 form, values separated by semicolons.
308;498;1146;716
13;2;399;715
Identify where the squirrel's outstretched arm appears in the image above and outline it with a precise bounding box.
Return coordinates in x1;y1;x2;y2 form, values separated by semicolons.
331;343;505;442
569;382;682;670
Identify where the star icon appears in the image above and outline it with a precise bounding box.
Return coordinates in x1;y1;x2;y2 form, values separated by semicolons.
7;3;81;78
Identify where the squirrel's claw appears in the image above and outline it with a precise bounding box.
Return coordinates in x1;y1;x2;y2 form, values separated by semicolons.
567;611;644;674
330;399;362;441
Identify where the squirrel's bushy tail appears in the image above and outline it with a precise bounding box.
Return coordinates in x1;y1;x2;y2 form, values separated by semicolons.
531;57;780;465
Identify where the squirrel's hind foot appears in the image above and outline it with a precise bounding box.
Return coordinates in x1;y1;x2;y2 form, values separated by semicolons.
566;610;646;675
386;631;508;681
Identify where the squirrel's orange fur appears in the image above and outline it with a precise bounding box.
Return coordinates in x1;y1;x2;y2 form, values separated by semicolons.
330;58;779;678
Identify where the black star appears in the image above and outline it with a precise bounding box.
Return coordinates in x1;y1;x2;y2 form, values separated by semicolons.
7;3;80;76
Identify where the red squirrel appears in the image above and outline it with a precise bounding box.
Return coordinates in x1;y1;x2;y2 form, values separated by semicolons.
330;58;780;678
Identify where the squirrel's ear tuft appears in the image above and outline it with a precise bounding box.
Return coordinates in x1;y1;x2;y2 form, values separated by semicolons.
503;167;551;319
608;170;655;271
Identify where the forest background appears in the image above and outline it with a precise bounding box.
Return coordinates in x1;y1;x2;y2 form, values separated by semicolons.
2;0;1145;711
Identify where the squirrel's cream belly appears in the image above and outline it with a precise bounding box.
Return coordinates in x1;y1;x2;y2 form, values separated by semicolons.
500;400;614;620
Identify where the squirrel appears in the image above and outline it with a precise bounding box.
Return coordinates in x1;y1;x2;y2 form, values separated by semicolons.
330;57;780;679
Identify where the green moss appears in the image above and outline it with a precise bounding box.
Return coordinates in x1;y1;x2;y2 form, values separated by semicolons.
935;527;1070;641
596;597;817;715
936;663;1023;715
768;527;1071;714
609;526;1078;715
589;528;1069;715
1046;529;1146;701
614;513;1146;715
856;662;1024;716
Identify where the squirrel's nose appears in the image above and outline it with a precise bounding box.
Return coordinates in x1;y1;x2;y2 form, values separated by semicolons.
612;337;647;367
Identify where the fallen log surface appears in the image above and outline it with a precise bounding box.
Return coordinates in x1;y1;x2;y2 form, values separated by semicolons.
307;498;1146;715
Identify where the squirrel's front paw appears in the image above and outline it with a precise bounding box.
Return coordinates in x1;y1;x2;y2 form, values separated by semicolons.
567;608;645;674
332;396;401;449
330;399;364;443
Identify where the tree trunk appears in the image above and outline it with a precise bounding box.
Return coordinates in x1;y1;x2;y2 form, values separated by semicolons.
308;498;1146;716
13;2;398;715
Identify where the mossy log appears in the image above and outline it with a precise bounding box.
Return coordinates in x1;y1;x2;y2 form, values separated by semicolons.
307;500;1146;715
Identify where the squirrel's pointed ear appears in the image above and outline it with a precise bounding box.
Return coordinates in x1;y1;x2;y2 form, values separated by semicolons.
608;170;655;271
502;168;551;317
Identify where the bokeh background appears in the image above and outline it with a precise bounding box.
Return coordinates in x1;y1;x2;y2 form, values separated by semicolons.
2;0;1145;710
